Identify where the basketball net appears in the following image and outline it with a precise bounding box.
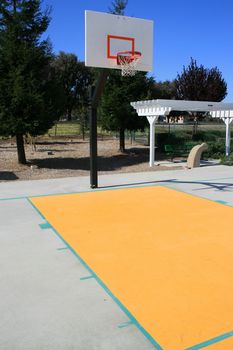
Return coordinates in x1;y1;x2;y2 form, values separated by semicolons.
117;51;141;77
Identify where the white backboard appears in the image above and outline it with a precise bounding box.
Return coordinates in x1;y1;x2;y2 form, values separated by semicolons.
85;11;153;72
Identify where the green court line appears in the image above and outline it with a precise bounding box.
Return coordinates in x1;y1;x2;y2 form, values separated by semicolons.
185;330;233;349
0;195;28;201
1;174;233;202
57;247;69;251
215;200;228;205
39;222;52;229
27;197;163;350
27;198;47;220
0;185;156;201
118;321;133;329
162;184;233;208
80;275;95;280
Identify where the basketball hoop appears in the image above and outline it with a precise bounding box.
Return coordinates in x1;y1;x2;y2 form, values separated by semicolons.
117;51;142;76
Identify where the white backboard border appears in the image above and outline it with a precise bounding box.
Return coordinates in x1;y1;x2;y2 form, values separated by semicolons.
85;11;154;72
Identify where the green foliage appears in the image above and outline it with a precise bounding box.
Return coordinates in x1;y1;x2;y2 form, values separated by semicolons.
156;132;192;150
47;121;81;137
192;131;220;142
221;155;233;166
0;0;63;162
100;71;150;133
149;80;176;99
109;0;128;15
157;128;227;159
202;141;226;159
51;52;93;120
175;58;227;101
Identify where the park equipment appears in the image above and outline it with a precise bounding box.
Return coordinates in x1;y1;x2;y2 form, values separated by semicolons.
131;99;233;167
85;11;153;74
85;10;154;187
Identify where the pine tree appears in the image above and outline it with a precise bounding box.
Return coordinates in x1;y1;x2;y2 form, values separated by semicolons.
109;0;128;15
0;0;63;164
100;71;151;152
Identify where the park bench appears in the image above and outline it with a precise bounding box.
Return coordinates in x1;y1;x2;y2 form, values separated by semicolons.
164;143;194;161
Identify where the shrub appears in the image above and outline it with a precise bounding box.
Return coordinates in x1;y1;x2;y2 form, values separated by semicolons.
202;141;225;159
221;155;233;166
192;131;218;142
156;132;191;150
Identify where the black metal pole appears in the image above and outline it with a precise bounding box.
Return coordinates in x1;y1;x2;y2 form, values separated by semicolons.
89;69;109;189
90;103;98;188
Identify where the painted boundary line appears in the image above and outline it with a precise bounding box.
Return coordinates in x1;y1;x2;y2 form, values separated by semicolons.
2;182;233;209
39;222;52;229
185;330;233;349
27;197;163;350
0;174;233;201
161;184;233;208
0;184;162;201
0;195;28;201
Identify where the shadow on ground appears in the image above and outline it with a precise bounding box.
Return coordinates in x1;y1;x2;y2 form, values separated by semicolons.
36;149;78;153
101;178;233;192
0;172;19;181
30;148;150;171
35;141;85;146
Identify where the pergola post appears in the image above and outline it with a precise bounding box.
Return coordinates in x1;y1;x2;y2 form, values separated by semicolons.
147;116;158;167
224;118;233;156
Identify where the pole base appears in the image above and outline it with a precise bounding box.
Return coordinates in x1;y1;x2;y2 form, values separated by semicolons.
90;184;98;189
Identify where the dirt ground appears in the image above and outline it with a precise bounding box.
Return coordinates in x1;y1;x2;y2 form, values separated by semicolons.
0;137;182;181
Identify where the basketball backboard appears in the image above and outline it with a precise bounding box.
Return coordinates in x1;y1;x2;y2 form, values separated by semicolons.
85;11;153;73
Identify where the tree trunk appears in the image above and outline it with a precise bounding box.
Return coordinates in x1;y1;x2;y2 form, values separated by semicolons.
119;128;125;152
67;108;72;121
16;134;26;164
82;121;85;140
168;119;171;134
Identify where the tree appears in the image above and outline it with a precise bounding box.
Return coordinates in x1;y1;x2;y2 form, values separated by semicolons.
51;52;93;121
0;0;63;164
175;58;227;136
109;0;128;15
100;71;152;152
148;80;177;128
174;57;227;101
149;80;176;100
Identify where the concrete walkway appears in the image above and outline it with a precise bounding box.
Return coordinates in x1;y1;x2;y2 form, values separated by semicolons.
0;165;233;350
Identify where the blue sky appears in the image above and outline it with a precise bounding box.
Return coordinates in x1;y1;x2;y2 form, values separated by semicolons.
44;0;233;101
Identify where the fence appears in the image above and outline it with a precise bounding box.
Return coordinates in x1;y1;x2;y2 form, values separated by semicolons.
45;121;227;143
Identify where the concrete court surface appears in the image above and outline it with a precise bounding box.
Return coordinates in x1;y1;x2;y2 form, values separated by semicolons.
0;164;233;350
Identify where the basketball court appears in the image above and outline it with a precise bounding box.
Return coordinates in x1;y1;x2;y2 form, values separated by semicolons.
30;184;233;350
1;8;233;350
1;166;233;350
0;166;233;350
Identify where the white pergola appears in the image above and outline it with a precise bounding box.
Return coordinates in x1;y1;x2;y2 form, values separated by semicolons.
131;99;233;167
